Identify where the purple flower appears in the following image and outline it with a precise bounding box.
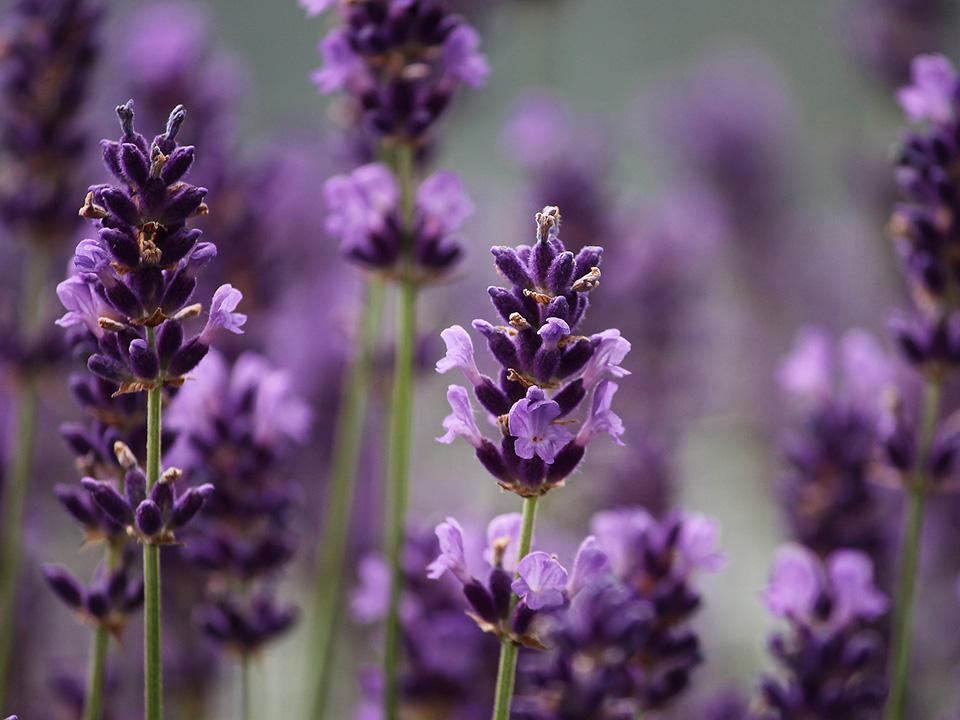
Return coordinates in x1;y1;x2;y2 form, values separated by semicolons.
566;536;610;596
764;544;887;628
538;318;571;348
575;380;625;447
426;517;471;584
436;325;483;385
300;0;336;16
55;277;104;339
580;330;632;388
508;387;573;464
199;284;247;344
512;552;568;610
483;513;523;570
323;163;397;247
442;25;489;87
416;171;475;235
437;385;484;448
897;54;958;123
311;29;364;93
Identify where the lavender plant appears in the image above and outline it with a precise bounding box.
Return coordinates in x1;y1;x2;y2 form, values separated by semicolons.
757;544;889;718
512;508;723;719
434;205;629;717
777;328;896;569
57;100;241;719
304;2;488;716
0;0;101;706
882;53;960;719
166;351;310;718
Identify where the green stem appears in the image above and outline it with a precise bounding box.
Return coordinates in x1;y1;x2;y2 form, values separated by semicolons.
0;246;47;709
83;545;122;720
308;279;385;719
887;380;942;720
382;279;417;720
83;626;110;720
144;327;163;720
242;655;252;720
491;496;539;720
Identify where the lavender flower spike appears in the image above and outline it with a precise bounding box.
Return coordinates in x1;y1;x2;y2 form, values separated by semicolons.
758;544;888;718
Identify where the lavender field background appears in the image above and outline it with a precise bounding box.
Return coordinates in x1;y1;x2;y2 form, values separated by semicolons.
3;0;960;718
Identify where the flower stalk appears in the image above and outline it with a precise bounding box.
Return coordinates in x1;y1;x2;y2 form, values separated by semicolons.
144;336;164;720
887;380;942;720
491;496;538;720
0;246;47;708
308;279;385;718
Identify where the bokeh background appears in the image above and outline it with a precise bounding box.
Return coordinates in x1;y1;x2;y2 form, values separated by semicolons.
4;0;960;718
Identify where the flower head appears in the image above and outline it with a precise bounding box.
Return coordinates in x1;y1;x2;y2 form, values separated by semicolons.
508;387;573;464
512;552;568;611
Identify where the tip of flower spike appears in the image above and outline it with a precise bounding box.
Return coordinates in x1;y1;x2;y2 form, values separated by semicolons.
166;104;187;142
536;205;561;242
116;100;135;136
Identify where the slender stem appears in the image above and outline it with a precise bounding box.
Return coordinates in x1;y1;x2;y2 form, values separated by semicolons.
144;326;164;720
83;544;121;720
382;279;417;720
308;279;385;719
381;139;418;720
0;245;47;709
83;626;110;720
887;380;942;720
242;655;252;720
491;496;539;720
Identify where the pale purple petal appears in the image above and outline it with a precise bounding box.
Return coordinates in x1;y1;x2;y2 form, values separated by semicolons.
538;317;571;349
323;163;398;250
350;555;390;623
417;171;474;235
677;515;725;575
483;513;523;570
764;543;820;620
427;517;470;584
897;54;957;124
512;552;568;610
299;0;335;16
508;387;572;464
312;30;365;93
576;380;625;446
580;329;631;388
590;508;653;577
436;325;482;385
442;25;489;87
436;385;483;448
778;327;831;403
200;284;246;344
55;277;103;338
566;536;609;596
827;550;888;626
840;329;892;412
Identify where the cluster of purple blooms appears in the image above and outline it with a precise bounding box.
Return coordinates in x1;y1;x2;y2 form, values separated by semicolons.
0;0;101;372
416;507;723;718
510;509;723;719
777;328;896;567
42;101;236;696
305;0;488;146
0;0;101;244
352;525;500;720
435;206;629;496
758;544;889;718
56;101;246;394
323;162;473;279
166;351;310;653
889;55;960;373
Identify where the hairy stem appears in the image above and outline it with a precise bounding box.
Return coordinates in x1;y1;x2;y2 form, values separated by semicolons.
144;326;163;720
308;279;385;719
0;246;47;708
491;496;539;720
887;380;942;720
